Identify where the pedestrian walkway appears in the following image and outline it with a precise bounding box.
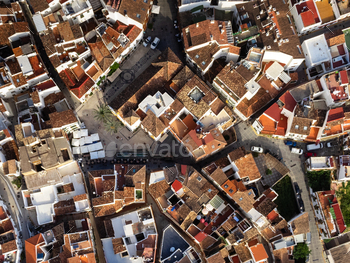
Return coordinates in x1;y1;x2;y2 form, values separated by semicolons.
104;47;161;103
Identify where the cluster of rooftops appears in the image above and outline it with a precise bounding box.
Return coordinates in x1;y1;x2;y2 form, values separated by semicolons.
2;0;350;262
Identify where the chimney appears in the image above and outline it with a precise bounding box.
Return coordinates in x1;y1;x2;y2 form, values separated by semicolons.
196;23;199;27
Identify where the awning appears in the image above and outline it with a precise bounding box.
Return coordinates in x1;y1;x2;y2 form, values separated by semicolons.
71;138;80;147
80;129;89;137
98;150;105;158
152;5;160;14
72;147;81;155
90;152;99;160
73;130;81;139
88;142;103;152
80;146;89;154
84;136;93;144
91;133;100;142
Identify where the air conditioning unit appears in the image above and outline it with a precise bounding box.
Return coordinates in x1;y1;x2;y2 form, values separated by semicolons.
267;45;271;49
256;15;260;20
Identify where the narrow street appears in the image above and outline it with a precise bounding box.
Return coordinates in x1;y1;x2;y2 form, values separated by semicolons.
19;1;81;110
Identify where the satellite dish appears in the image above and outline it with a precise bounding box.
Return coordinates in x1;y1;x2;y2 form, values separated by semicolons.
170;247;175;252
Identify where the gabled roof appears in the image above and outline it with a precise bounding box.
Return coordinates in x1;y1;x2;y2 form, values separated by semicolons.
26;234;44;263
279;91;297;113
249;243;268;262
141;110;167;138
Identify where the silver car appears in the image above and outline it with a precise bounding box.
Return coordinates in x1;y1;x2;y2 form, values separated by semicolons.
251;146;263;153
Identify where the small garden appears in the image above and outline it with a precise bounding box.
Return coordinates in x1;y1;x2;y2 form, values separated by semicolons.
11;176;22;189
136;190;142;200
272;175;300;221
307;170;331;192
336;181;350;225
93;104;123;134
108;62;120;77
293;242;311;263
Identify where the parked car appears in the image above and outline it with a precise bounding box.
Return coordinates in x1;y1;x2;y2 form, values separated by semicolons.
291;148;303;155
251;146;263;153
326;141;337;148
305;152;317;157
151;37;160;49
306;143;323;151
294;182;301;196
284;140;297;147
298;198;305;212
143;36;151;47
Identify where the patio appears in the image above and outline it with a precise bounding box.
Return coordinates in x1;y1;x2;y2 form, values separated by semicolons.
254;154;289;189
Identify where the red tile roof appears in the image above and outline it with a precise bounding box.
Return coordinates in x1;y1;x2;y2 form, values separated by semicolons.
340;70;349;84
181;165;187;175
327;107;345;122
194;232;207;243
332;203;346;233
249;244;268;262
264;103;282;122
279;91;297;112
25;234;44;263
172;179;182;192
300;10;316;27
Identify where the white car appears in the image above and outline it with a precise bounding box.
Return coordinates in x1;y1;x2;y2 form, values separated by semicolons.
291;148;303;155
151;37;160;49
143;36;151;47
251;146;263;153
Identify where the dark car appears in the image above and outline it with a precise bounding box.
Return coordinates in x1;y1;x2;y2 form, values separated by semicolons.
294;182;301;196
284;140;297;147
298;198;305;212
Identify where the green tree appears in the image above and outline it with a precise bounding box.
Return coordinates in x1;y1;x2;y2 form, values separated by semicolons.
266;169;272;175
104;119;123;134
11;176;22;189
307;170;331;192
93;104;112;123
293;243;311;260
336;181;350;225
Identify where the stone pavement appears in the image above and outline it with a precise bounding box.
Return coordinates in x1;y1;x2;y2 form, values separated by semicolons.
254;155;286;188
104;46;161;103
76;45;161;159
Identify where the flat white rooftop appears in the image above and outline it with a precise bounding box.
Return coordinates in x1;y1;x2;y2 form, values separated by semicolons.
102;238;142;263
36;203;53;225
138;91;174;117
303;35;330;65
31;186;55;206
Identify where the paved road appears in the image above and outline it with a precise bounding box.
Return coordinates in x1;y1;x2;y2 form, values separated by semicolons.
0;171;30;248
146;0;185;62
299;19;350;43
234;122;324;263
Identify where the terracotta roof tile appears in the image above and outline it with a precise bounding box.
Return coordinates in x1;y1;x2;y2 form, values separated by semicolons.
57;22;75;42
30;0;49;12
149;180;170;199
49;109;78;128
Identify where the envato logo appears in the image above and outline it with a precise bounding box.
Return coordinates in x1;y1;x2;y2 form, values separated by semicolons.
110;140;194;158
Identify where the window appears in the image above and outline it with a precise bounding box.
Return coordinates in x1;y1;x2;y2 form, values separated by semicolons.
224;184;228;189
136;13;141;18
197;176;202;182
239;197;243;201
144;0;148;2
295;125;299;129
303;126;308;130
195;54;199;59
229;189;233;193
202;61;206;65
